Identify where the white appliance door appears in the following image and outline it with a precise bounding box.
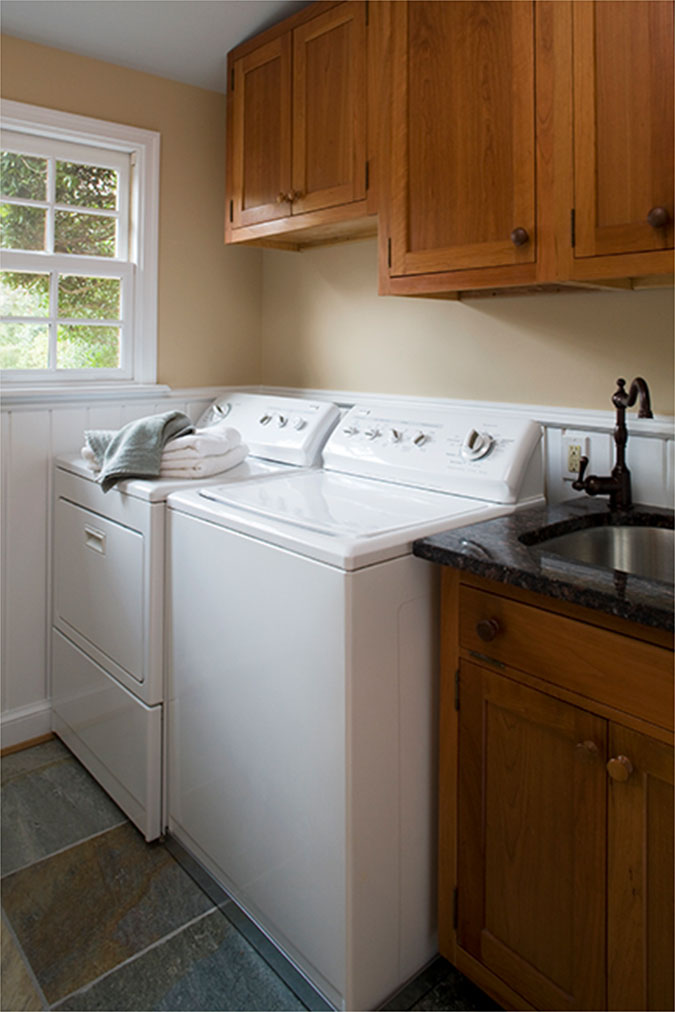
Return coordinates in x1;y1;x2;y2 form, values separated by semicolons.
199;470;485;538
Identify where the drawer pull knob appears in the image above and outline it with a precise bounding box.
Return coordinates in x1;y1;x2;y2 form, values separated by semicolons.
607;755;634;782
646;206;670;229
476;618;501;642
576;740;599;756
510;226;529;246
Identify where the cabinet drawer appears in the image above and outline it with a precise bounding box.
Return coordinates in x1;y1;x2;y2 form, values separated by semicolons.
460;586;673;729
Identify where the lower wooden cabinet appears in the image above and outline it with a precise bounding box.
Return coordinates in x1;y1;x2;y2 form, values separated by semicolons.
441;572;674;1011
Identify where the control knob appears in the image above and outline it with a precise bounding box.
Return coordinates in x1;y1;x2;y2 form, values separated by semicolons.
413;431;429;447
389;428;403;443
343;425;359;437
461;428;494;460
364;428;381;440
277;414;288;428
259;414;272;426
292;417;306;430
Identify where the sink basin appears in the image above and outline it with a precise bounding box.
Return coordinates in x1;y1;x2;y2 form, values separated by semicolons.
538;525;674;583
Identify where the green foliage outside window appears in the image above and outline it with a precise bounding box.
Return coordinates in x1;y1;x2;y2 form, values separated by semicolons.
1;149;123;370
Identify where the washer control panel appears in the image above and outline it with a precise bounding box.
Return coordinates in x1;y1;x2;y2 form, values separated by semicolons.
323;404;542;503
197;394;339;466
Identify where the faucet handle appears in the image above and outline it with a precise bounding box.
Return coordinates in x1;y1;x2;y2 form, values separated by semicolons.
571;455;589;490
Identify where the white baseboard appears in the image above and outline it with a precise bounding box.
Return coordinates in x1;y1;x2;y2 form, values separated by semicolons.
1;701;52;750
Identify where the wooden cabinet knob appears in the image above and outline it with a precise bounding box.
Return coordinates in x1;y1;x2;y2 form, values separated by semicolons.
576;740;599;756
276;192;287;204
288;190;304;203
647;206;670;229
476;618;501;642
510;227;530;247
607;755;634;782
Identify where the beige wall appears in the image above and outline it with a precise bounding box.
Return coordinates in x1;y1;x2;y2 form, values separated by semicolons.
1;34;262;388
261;240;674;414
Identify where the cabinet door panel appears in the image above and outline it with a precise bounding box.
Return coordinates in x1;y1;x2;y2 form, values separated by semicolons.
607;724;674;1012
390;1;536;275
292;1;366;215
231;37;292;227
458;663;606;1010
573;1;674;257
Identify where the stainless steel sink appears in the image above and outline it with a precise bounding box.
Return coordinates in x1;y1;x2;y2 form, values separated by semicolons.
541;525;674;583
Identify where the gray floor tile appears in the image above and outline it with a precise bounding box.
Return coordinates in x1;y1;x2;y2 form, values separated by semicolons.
55;908;306;1011
1;745;125;875
409;961;501;1011
1;739;71;787
0;913;46;1011
2;823;214;1004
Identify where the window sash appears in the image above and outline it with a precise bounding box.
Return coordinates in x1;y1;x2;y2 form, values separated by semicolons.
0;100;159;387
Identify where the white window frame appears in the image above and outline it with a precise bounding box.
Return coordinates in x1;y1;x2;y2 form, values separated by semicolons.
1;100;159;389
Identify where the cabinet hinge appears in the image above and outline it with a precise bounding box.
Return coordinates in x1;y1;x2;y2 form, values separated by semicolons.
570;208;576;248
454;668;460;711
229;199;233;223
365;160;370;191
387;237;392;268
453;886;458;929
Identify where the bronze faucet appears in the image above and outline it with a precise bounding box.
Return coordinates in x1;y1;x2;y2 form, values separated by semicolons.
572;377;653;510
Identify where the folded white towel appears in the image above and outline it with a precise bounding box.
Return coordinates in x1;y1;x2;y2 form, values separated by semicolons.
162;421;242;459
80;441;249;479
159;443;248;477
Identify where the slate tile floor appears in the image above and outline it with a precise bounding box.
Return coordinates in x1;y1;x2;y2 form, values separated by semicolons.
1;738;501;1012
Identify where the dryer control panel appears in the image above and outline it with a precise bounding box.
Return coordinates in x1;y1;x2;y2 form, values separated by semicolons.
322;403;543;504
198;393;340;466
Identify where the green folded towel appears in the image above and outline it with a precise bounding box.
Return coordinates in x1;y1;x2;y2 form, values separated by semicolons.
85;410;195;492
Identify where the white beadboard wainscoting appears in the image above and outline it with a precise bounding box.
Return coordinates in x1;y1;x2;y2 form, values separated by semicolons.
0;386;227;748
1;384;673;749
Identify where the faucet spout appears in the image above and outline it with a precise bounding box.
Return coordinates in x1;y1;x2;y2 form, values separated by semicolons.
612;377;654;419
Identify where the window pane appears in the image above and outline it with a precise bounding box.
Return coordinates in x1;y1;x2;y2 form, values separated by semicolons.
58;275;121;320
0;151;47;200
54;211;116;256
0;203;47;251
57;324;120;368
56;161;118;210
0;322;49;368
1;271;50;316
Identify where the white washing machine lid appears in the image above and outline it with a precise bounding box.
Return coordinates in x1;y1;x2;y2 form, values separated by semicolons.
170;471;515;569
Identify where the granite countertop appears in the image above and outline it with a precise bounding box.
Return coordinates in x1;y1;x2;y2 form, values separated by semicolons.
413;497;674;632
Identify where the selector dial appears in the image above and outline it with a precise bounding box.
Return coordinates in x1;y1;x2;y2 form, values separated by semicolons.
277;414;288;427
292;417;306;430
364;428;381;440
389;428;403;443
259;413;272;425
413;431;429;447
343;425;359;437
461;428;494;461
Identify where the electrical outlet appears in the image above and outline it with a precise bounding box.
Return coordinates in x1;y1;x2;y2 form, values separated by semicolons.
567;442;583;474
561;433;590;481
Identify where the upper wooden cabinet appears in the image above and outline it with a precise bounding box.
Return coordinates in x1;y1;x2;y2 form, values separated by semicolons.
389;1;538;281
226;0;377;248
380;0;674;296
570;0;674;277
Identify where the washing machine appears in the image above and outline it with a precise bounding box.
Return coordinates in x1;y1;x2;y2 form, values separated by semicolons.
50;393;339;840
166;401;544;1010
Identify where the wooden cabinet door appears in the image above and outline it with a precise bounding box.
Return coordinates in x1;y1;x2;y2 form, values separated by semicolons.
607;724;674;1012
389;1;537;277
291;1;366;215
573;1;674;258
458;662;607;1010
231;37;292;228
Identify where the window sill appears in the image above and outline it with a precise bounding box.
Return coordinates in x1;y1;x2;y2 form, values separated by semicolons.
0;382;172;407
